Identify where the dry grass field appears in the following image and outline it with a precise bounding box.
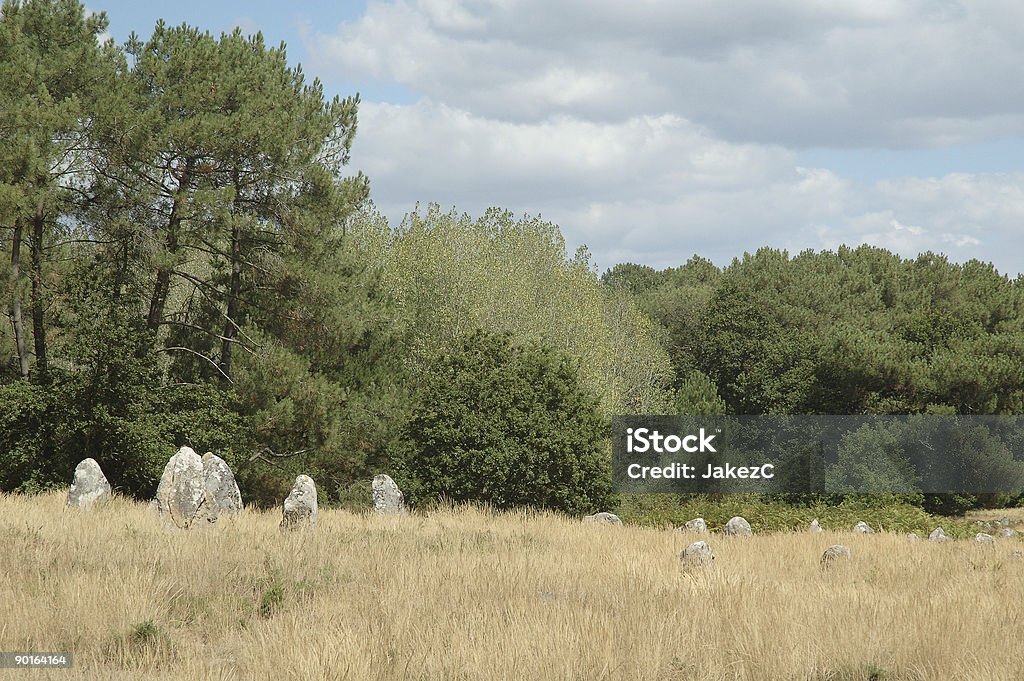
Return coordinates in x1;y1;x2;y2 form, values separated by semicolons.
2;492;1023;681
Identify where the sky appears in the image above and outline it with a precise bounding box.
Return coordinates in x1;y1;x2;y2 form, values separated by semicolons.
91;0;1024;276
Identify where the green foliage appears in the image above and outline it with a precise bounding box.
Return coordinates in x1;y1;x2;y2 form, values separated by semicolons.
370;204;677;417
616;493;976;536
390;330;612;514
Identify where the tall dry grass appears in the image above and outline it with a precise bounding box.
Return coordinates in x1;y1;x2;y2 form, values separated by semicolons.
1;491;1022;680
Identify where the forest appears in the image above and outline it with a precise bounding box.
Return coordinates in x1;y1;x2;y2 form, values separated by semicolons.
3;1;1024;517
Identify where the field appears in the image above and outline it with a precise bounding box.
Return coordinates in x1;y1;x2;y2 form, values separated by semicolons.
2;492;1024;680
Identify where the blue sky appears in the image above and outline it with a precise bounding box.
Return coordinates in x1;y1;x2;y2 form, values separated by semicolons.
92;1;1024;276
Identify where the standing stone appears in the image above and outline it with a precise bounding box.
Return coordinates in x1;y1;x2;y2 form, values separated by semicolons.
153;447;206;529
809;519;823;533
852;520;875;534
680;540;714;569
820;545;851;569
66;458;112;509
723;516;752;536
684;517;708;534
906;533;921;541
929;527;951;543
583;512;622;525
999;516;1011;527
201;452;243;523
372;474;406;515
975;532;996;545
999;527;1017;538
280;475;318;531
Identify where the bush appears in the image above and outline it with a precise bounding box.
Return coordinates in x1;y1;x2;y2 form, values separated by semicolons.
390;330;612;514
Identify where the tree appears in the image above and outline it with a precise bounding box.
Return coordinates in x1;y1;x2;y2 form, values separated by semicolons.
0;0;114;381
389;330;612;514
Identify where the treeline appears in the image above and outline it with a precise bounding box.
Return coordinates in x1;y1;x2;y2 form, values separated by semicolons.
3;2;1022;516
605;248;1024;417
0;1;674;509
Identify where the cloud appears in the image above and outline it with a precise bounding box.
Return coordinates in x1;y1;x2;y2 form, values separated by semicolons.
352;100;1024;275
307;2;1024;276
310;0;1024;148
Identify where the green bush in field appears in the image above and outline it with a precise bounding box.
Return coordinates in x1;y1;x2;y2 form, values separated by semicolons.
616;492;979;536
390;330;612;514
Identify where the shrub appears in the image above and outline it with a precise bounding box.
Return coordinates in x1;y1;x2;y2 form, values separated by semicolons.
390;330;611;514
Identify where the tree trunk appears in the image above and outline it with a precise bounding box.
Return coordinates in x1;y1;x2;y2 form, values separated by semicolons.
30;195;48;380
219;215;242;382
146;164;191;334
9;218;31;380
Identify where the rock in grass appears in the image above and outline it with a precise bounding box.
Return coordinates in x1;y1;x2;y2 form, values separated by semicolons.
999;527;1017;538
201;452;243;522
371;474;406;515
906;533;921;541
723;516;752;536
975;532;996;545
809;518;823;533
153;447;206;529
820;545;851;568
680;540;714;569
583;512;622;525
929;527;951;543
684;517;708;534
280;475;318;531
66;458;111;509
852;520;875;534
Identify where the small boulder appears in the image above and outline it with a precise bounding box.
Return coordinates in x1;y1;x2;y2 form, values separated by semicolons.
66;458;112;509
852;521;874;534
583;512;622;525
201;452;243;523
153;447;206;529
683;517;708;534
809;518;823;533
280;475;318;531
906;533;921;541
975;532;996;545
929;527;951;543
999;527;1017;538
680;540;714;569
372;474;406;515
999;516;1011;527
820;544;851;569
723;516;752;536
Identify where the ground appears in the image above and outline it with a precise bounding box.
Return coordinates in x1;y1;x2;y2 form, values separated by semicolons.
2;492;1023;680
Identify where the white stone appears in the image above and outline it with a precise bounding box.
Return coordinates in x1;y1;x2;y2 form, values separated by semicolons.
852;520;874;534
372;474;406;515
975;532;996;545
723;516;752;536
680;540;714;569
820;544;851;568
201;452;243;523
66;458;111;509
684;517;708;534
583;512;622;525
153;447;206;529
929;527;951;543
809;518;823;533
999;527;1017;538
280;475;318;530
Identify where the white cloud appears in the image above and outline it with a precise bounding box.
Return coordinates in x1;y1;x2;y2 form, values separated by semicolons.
310;2;1024;275
310;0;1024;147
352;100;1024;275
